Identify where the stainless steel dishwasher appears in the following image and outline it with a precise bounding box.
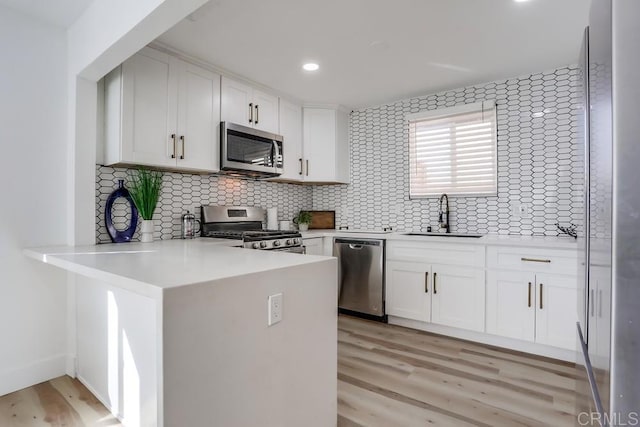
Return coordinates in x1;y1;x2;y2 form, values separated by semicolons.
333;238;386;322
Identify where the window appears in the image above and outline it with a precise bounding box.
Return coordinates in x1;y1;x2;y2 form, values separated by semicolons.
407;100;497;198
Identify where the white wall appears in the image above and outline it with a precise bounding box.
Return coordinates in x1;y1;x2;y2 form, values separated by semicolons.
0;5;69;395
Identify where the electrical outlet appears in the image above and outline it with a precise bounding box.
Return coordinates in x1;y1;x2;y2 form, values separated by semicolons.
268;293;283;326
511;202;530;219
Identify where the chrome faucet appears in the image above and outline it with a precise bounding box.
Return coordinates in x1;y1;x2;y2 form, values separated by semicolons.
438;194;450;233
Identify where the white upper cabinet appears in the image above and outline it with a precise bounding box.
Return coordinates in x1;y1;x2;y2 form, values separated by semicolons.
252;89;279;133
302;107;350;183
277;99;304;181
220;76;279;134
176;61;221;171
104;47;221;172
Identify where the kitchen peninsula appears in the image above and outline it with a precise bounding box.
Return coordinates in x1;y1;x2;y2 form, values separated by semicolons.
24;239;337;427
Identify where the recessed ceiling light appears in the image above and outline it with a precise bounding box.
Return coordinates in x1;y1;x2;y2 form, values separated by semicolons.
302;63;319;71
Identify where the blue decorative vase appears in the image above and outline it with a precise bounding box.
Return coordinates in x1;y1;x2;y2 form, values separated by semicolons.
105;179;138;243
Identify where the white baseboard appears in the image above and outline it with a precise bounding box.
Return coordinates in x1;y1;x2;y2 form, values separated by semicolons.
65;354;77;377
388;316;578;363
0;353;67;396
77;375;124;423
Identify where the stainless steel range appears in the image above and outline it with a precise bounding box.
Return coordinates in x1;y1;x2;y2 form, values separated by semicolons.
200;206;304;253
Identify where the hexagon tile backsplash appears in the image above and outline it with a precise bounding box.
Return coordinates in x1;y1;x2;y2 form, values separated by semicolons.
96;66;582;242
95;166;313;243
313;66;583;236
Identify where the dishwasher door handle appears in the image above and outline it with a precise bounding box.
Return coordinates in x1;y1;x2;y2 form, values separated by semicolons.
348;244;364;250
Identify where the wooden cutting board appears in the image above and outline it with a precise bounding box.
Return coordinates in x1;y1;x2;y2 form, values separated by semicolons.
303;210;335;229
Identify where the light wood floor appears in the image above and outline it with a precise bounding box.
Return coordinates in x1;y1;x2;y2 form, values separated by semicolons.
0;376;121;427
0;316;577;426
337;316;577;427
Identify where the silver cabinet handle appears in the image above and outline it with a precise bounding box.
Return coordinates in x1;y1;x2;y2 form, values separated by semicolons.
433;272;437;294
170;134;176;159
255;104;259;124
599;289;603;317
306;159;309;176
249;103;253;123
180;135;185;159
521;257;551;263
299;158;303;175
424;272;429;293
539;283;543;309
528;282;532;307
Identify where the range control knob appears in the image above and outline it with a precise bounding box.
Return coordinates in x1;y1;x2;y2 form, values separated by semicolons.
294;238;301;244
252;242;260;249
285;239;292;245
273;240;281;247
260;241;268;248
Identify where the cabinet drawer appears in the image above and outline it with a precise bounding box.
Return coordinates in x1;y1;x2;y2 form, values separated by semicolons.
387;241;484;268
487;246;578;275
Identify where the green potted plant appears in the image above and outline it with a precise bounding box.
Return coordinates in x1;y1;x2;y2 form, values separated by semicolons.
128;168;163;243
294;211;312;232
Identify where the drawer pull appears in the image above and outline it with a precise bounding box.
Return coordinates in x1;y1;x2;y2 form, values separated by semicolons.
528;282;532;307
521;257;551;263
433;272;437;294
539;283;543;309
424;272;429;293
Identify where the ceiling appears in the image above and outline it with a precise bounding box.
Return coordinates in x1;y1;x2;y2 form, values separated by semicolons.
157;0;589;109
0;0;92;27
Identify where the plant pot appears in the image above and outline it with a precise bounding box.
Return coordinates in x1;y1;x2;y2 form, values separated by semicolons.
140;219;155;243
298;223;309;231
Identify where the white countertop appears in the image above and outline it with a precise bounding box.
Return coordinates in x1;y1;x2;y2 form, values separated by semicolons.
300;229;578;249
24;239;332;299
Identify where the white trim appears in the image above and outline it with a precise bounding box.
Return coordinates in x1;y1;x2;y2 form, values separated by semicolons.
405;99;496;122
0;353;67;396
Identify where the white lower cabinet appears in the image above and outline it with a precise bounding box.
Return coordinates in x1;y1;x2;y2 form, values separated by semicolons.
386;261;430;322
430;264;485;332
486;270;536;341
386;259;484;332
303;237;324;255
486;266;579;351
387;241;579;357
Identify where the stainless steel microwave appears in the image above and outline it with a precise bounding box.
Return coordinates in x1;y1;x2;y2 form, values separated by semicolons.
220;122;283;178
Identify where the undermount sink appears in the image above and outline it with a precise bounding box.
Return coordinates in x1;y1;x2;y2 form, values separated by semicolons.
403;232;484;238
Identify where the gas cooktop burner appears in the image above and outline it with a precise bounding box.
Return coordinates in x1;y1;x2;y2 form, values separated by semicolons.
200;205;304;251
202;230;300;240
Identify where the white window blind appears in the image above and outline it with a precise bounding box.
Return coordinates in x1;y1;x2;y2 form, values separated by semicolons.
407;100;497;197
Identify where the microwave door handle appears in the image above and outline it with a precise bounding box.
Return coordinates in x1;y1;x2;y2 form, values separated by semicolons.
272;140;280;172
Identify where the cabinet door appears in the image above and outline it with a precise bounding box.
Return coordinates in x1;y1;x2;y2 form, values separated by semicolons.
303;238;323;255
121;48;177;167
486;270;535;342
430;264;485;332
176;61;221;172
385;261;430;322
303;108;336;182
252;89;279;133
534;273;579;350
221;77;252;126
277;99;304;181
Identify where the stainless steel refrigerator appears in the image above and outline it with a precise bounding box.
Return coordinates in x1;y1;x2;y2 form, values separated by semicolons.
577;0;640;422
